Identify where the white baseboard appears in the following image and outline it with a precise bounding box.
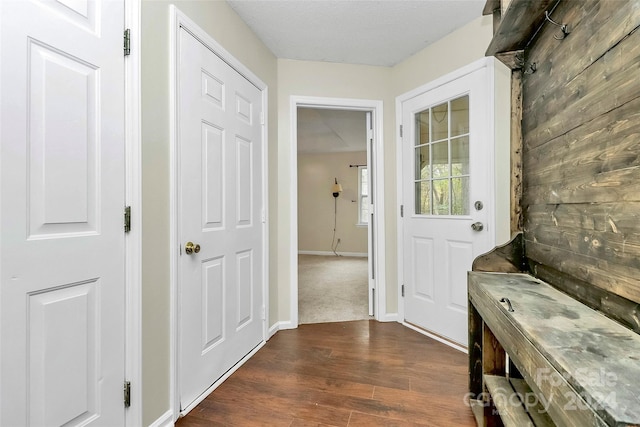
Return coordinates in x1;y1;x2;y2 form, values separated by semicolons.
298;250;368;257
149;409;173;427
402;321;468;354
379;313;399;322
268;322;280;338
179;340;266;417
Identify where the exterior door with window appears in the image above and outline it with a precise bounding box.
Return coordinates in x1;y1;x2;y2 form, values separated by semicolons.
401;65;495;346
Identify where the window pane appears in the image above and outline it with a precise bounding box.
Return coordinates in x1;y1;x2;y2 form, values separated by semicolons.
451;136;469;176
431;102;448;142
361;168;368;196
451;177;470;215
415;181;431;215
451;96;469;137
415;110;429;146
361;196;369;223
415;145;430;180
431;141;449;178
432;179;450;215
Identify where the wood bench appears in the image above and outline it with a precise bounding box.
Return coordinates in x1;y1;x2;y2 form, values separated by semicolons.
468;271;640;426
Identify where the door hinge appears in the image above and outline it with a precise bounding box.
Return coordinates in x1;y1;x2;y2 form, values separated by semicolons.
401;284;405;297
261;306;266;320
124;29;131;56
400;205;404;217
124;206;131;232
260;111;265;125
399;125;403;137
124;381;131;408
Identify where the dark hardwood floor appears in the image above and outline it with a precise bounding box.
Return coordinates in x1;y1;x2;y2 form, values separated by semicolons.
176;320;476;426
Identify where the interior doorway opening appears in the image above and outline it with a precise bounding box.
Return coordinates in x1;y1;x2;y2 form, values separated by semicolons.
289;96;386;327
297;108;371;324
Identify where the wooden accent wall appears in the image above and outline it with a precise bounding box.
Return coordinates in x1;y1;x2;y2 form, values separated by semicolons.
521;1;640;315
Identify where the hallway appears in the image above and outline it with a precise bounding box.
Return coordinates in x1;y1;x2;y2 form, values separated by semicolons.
176;320;475;426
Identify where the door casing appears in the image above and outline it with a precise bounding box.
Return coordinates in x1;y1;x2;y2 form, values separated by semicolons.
395;57;511;351
169;6;270;420
288;96;387;328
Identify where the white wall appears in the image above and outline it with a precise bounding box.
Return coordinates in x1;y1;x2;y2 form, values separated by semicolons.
140;1;277;424
298;152;368;254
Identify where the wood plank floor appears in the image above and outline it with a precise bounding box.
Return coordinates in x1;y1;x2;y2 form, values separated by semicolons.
176;320;476;426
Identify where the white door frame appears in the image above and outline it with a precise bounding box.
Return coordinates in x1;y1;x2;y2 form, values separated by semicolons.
169;6;269;420
395;57;509;349
289;96;387;327
124;0;142;424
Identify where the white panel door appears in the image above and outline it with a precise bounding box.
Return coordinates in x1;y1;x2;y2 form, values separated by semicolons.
1;0;126;425
401;66;494;346
178;28;264;409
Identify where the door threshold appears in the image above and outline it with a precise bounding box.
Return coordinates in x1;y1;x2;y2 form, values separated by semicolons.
402;321;468;354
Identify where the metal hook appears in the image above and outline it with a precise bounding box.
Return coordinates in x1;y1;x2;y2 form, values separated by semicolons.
545;10;570;40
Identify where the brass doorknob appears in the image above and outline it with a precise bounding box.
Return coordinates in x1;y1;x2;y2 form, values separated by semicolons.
185;242;201;255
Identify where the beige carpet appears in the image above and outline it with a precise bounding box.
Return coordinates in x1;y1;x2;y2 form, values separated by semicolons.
298;254;371;324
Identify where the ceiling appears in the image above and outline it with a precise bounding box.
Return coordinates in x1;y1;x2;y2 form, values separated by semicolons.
227;0;484;154
297;108;367;153
226;0;485;67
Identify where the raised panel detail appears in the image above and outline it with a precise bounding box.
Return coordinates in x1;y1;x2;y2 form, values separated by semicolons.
236;250;253;329
28;41;97;238
236;136;252;226
202;123;224;229
202;70;224;109
28;280;98;426
202;257;225;353
38;0;97;33
412;237;435;302
446;240;472;312
235;93;251;124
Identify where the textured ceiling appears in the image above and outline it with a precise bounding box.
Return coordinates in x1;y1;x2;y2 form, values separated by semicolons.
297;108;367;153
226;0;485;67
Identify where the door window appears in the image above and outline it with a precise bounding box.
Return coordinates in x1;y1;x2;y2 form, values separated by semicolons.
414;95;469;216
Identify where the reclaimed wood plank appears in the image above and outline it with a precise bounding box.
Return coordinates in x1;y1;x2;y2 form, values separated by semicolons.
523;165;640;206
484;375;534;426
511;69;524;233
528;261;640;333
525;223;640;269
470;272;640;426
522;27;640;150
523;0;640;109
486;0;559;56
526;240;640;304
524;96;640;188
524;202;640;236
509;378;555;427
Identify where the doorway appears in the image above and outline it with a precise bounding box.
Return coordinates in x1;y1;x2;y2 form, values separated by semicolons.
297;108;371;323
289;97;386;327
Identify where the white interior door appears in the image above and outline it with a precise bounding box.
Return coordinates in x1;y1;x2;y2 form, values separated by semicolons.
178;28;264;409
1;1;126;425
401;66;494;346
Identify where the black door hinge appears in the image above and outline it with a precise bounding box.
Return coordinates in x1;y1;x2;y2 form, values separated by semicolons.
402;284;405;297
124;29;131;56
124;381;131;408
124;206;131;233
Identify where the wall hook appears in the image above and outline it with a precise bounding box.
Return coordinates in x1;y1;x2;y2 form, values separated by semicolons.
524;62;537;75
545;10;570;40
